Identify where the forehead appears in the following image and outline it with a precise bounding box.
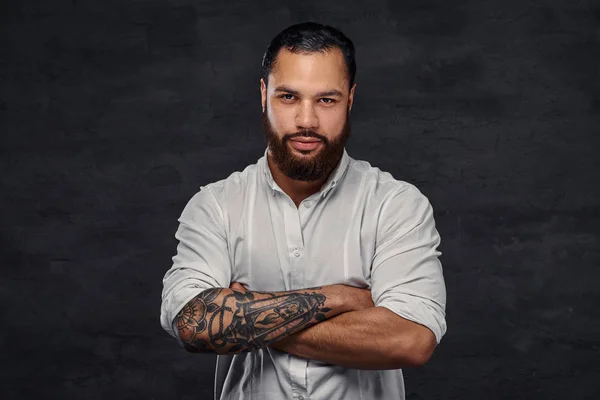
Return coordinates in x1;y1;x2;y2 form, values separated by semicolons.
268;47;348;92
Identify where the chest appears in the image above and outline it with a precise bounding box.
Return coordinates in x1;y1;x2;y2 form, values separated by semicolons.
227;193;377;292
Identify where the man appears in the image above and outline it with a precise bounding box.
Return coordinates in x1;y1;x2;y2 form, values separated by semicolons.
160;22;447;400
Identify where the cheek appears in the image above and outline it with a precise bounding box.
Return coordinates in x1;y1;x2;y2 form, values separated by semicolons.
269;106;295;132
319;110;346;132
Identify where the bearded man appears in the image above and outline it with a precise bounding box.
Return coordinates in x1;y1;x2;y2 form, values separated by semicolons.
160;21;447;400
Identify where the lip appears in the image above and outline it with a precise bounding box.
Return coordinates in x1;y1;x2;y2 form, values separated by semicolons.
289;139;322;151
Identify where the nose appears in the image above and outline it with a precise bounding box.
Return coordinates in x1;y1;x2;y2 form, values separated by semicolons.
295;102;319;131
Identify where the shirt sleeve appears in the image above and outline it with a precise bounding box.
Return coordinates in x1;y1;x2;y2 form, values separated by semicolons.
370;184;447;344
159;185;232;339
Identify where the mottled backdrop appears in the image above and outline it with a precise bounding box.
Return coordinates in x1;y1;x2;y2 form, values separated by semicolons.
1;0;599;399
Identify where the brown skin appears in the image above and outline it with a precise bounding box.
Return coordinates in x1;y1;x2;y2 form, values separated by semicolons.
230;282;436;369
255;47;438;369
175;283;375;355
260;47;355;207
271;306;438;369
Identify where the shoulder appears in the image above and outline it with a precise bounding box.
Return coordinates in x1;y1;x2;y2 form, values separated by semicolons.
189;160;261;206
347;159;437;243
178;158;261;228
347;158;430;208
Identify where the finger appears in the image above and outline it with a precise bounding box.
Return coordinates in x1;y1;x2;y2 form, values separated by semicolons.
230;282;247;292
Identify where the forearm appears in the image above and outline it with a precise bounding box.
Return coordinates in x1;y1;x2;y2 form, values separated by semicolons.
272;306;436;369
173;285;350;355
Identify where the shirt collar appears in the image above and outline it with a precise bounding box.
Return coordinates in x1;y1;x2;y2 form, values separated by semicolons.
260;146;351;199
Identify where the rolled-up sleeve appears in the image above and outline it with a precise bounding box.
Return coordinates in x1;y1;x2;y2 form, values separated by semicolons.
371;184;447;344
160;185;232;339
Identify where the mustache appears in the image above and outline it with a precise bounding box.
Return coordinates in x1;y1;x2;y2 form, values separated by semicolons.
284;130;328;144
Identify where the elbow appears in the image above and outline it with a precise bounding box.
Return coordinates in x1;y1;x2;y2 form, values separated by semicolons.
176;324;213;354
392;330;437;368
393;343;434;368
182;342;205;353
407;342;435;367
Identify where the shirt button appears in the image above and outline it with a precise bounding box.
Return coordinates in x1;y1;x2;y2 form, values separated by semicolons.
303;201;312;208
298;397;304;400
293;249;300;257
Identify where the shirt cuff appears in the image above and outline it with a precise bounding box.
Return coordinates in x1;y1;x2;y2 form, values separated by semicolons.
377;293;447;344
160;285;207;339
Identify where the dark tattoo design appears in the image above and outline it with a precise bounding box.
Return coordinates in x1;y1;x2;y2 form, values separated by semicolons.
174;288;332;354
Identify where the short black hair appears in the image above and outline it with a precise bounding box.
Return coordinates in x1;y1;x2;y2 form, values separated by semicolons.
261;22;356;91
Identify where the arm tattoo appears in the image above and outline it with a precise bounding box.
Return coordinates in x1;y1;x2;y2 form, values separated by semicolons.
174;288;332;354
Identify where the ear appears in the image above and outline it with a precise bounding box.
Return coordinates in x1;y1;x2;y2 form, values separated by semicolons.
260;78;267;112
348;83;356;113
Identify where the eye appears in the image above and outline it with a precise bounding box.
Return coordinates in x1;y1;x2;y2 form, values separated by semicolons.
320;98;336;104
279;94;296;102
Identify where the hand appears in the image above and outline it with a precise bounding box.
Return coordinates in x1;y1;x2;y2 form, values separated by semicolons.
321;283;374;313
269;285;374;354
336;284;374;311
229;282;248;293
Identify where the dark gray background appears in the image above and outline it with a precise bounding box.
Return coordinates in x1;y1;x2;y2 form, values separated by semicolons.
1;0;599;399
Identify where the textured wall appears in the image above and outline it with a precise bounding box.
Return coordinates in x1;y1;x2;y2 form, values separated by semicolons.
1;0;599;399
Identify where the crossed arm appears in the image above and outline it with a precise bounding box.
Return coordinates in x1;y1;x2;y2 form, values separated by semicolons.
173;282;437;369
265;294;437;369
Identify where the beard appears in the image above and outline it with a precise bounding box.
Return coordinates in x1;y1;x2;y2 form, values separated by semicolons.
262;107;351;182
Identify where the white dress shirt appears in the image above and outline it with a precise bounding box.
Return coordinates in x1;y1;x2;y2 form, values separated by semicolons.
160;146;447;400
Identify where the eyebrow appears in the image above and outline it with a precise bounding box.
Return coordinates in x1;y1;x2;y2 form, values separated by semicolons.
274;85;344;98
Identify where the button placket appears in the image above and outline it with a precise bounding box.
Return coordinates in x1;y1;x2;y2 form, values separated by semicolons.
282;197;304;290
290;357;308;400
